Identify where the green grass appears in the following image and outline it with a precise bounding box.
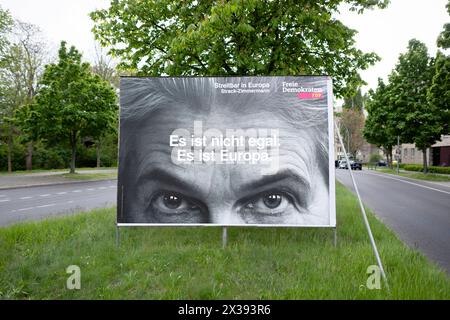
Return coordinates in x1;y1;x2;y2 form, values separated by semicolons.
0;183;449;299
377;168;450;182
61;172;117;181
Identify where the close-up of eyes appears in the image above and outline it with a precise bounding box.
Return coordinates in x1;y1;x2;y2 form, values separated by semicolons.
148;189;306;223
149;191;208;223
238;190;304;221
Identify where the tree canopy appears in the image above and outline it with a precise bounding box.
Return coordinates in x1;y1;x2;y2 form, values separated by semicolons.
90;0;389;97
363;78;396;161
18;42;118;173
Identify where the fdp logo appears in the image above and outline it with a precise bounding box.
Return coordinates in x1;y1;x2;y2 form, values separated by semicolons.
297;87;323;99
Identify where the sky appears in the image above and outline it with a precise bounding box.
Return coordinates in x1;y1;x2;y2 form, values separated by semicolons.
1;0;448;93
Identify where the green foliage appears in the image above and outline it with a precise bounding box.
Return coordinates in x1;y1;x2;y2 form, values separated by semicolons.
0;5;12;59
17;41;118;173
387;39;439;151
369;153;381;163
342;88;365;110
437;0;450;49
363;78;396;153
428;52;450;136
90;0;389;97
402;164;450;175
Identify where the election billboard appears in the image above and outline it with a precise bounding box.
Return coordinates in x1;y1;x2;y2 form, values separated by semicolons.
117;76;335;227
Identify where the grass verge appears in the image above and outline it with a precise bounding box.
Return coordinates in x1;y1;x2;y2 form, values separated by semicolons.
0;167;117;176
0;183;449;299
61;172;117;181
376;168;450;182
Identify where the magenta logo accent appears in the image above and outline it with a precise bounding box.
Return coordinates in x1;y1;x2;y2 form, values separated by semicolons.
297;92;323;99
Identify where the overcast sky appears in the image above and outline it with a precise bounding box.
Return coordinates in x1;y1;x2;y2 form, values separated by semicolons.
1;0;448;93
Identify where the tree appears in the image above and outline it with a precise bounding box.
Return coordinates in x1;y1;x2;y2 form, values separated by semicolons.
437;0;450;49
0;5;12;59
340;107;365;158
387;39;438;173
12;21;49;170
428;1;450;139
342;88;365;111
90;0;389;97
363;78;397;165
0;20;49;172
18;42;117;173
91;45;119;168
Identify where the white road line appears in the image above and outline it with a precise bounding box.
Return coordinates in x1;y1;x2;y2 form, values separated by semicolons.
67;200;74;204
86;188;95;191
17;207;34;212
363;171;450;195
98;187;107;190
39;194;50;197
20;196;32;200
37;204;56;208
72;190;82;193
57;192;67;195
0;199;10;202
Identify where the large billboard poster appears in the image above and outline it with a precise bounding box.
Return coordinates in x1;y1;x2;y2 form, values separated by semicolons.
117;76;335;227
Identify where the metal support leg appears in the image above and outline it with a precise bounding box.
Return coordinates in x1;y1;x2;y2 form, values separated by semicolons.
333;227;337;247
335;121;389;290
222;227;227;249
116;225;120;247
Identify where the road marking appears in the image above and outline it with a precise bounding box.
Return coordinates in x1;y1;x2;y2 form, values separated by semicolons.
39;194;50;197
20;196;32;200
98;187;107;190
86;188;95;191
0;199;10;202
73;190;82;193
67;200;74;204
363;171;450;195
57;192;67;195
17;207;34;212
37;203;56;208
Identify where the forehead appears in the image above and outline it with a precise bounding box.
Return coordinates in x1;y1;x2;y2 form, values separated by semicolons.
125;103;320;185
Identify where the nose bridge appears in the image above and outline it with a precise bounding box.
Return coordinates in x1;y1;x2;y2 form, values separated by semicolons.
205;165;243;224
208;202;244;224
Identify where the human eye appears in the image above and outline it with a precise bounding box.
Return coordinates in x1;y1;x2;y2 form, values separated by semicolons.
148;191;208;223
237;189;304;223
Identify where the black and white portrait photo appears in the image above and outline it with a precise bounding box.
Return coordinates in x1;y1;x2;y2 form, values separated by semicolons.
117;76;335;226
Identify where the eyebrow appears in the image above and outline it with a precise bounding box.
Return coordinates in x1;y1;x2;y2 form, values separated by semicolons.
138;167;310;198
137;168;202;195
237;169;311;195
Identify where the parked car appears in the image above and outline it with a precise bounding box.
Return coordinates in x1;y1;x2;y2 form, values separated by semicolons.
338;160;348;169
350;160;362;170
377;160;387;167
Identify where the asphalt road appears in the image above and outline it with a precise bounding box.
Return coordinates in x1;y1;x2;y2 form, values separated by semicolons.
0;180;117;226
336;168;450;274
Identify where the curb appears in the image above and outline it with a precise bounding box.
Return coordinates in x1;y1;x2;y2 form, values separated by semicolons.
0;179;118;191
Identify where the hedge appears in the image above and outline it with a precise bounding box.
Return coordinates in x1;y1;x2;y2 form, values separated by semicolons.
403;164;450;174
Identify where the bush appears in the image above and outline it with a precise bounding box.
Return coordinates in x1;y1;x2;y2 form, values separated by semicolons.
369;153;382;163
403;164;450;174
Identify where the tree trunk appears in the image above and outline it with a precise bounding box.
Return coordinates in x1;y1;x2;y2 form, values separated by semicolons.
70;132;77;174
7;134;13;173
96;142;101;168
422;148;428;174
26;142;33;171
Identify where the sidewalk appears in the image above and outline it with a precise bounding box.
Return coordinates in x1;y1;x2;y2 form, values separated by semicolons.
0;169;117;190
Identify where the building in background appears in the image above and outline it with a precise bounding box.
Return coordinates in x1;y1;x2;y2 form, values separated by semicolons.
401;135;450;167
